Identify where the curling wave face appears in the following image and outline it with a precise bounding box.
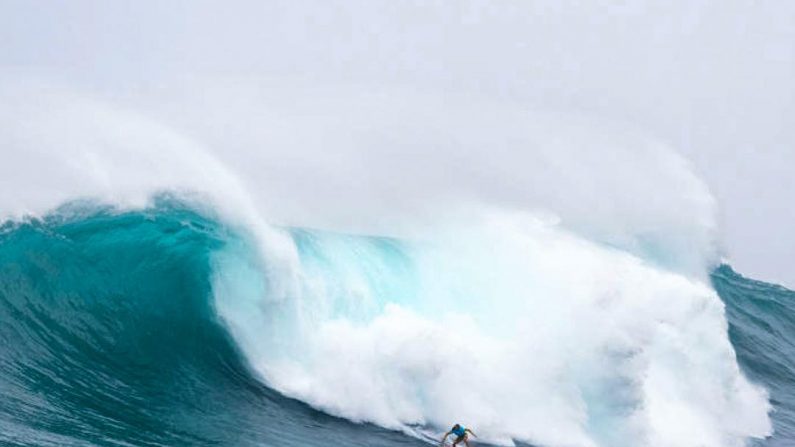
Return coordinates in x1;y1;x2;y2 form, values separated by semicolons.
0;199;422;447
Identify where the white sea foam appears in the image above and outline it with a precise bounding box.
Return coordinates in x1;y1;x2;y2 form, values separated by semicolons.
212;213;770;447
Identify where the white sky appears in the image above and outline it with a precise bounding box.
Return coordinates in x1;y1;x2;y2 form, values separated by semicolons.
1;0;793;286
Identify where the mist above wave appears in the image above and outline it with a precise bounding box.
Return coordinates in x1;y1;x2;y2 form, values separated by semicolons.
1;77;715;275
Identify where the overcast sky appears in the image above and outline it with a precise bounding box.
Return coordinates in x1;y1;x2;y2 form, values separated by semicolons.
1;0;793;286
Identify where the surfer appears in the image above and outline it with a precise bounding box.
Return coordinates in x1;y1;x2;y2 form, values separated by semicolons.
440;423;476;446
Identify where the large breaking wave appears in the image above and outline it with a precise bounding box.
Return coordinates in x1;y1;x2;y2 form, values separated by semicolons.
0;82;781;446
215;210;771;446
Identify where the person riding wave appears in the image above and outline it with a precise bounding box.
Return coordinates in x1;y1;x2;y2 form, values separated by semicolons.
440;423;476;446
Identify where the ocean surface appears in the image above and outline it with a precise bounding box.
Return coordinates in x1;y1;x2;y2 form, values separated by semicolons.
0;199;791;447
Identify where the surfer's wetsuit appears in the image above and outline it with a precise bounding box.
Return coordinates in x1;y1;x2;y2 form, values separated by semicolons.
441;424;475;446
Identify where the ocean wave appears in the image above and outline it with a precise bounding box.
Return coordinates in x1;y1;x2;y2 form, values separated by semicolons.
0;198;775;446
0;81;779;446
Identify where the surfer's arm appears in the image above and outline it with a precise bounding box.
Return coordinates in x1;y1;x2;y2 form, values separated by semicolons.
440;431;451;444
465;429;477;437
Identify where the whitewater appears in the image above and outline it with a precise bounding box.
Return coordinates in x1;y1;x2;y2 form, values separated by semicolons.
0;80;786;446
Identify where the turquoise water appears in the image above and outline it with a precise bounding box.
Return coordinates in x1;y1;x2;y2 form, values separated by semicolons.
0;200;422;447
713;265;795;446
0;200;791;446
